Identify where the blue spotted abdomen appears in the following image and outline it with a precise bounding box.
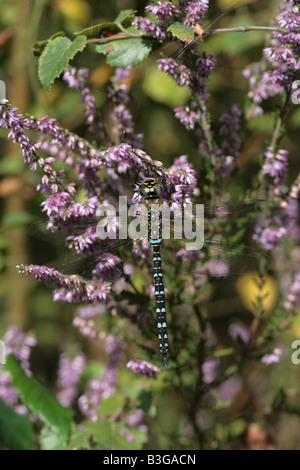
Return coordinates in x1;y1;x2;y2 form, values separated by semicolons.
152;243;169;367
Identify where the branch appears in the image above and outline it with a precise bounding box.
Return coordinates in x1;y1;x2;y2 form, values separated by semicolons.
86;33;151;44
205;25;285;37
86;26;286;45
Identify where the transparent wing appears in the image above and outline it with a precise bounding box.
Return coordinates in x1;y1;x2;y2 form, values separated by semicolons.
162;238;272;276
52;237;137;280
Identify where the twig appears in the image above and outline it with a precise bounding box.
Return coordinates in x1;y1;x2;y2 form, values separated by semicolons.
86;26;287;45
86;33;151;44
205;25;285;36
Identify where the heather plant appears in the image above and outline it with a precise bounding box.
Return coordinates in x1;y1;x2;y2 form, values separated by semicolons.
0;0;300;450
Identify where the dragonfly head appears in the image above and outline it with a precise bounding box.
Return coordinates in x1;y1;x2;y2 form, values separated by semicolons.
138;178;163;199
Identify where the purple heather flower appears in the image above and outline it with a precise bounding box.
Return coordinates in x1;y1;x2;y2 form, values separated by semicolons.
145;1;180;24
108;69;143;148
115;66;133;83
40;191;71;217
75;304;107;319
218;104;242;161
133;16;168;40
243;1;300;110
228;322;251;344
78;334;124;420
119;428;136;443
261;346;285;365
253;225;287;251
158;58;193;87
127;408;148;433
262;147;289;185
0;326;36;415
56;352;86;407
207;259;230;277
183;0;209;27
0;102;36;168
73;316;101;340
3;326;36;375
62;68;106;141
17;264;112;304
126;360;160;378
119;408;148;443
201;357;219;384
217;376;242;403
174;106;201;130
284;273;300;311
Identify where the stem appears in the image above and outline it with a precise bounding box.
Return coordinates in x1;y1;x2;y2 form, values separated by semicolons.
205;26;285;37
254;88;292;193
86;33;151;44
86;26;287;45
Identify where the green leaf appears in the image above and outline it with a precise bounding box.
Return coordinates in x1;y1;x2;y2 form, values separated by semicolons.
95;37;153;67
32;31;66;56
4;355;73;441
83;421;145;450
74;10;135;38
167;22;194;41
100;394;126;417
39;427;61;450
38;35;87;92
39;423;87;450
0;398;35;450
74;22;120;38
114;9;135;26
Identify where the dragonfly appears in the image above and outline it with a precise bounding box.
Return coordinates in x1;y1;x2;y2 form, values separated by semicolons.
30;176;273;368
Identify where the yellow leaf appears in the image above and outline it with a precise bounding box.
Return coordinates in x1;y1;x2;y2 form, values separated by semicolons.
235;274;278;314
55;0;91;25
291;315;300;337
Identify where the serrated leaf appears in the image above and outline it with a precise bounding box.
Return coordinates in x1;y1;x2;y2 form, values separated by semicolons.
95;37;153;67
0;398;35;450
32;31;66;56
167;22;194;41
4;355;73;441
74;22;120;38
38;35;86;92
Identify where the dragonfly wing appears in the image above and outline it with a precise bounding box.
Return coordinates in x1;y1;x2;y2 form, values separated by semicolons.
50;237;136;280
161;237;272;276
28;215;139;246
198;239;273;275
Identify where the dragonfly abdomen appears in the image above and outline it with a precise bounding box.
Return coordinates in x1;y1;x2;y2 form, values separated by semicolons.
152;243;169;368
140;178;169;367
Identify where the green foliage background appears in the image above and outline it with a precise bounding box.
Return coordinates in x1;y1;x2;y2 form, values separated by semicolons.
0;0;300;450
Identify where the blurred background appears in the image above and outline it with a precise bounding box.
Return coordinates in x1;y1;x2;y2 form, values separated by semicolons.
0;0;300;450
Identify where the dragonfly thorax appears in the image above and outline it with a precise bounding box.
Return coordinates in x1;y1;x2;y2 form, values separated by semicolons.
139;178;163;199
